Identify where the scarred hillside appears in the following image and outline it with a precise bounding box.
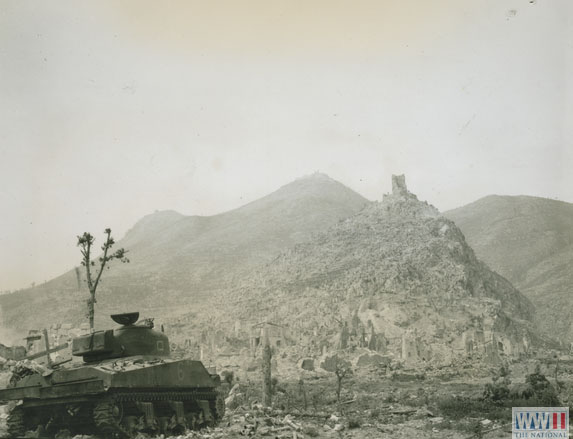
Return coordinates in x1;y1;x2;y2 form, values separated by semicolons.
446;195;573;341
0;173;367;333
228;176;535;365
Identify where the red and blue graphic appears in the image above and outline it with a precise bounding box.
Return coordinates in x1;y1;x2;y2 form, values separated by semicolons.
513;407;569;438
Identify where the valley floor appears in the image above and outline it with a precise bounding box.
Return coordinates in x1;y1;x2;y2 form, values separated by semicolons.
2;360;568;439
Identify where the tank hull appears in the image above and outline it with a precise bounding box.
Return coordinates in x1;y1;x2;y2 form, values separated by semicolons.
1;358;224;438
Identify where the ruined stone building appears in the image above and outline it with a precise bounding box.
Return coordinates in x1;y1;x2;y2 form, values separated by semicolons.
0;342;26;360
250;321;286;355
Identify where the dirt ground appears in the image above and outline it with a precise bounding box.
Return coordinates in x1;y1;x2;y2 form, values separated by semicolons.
0;378;526;439
1;355;571;439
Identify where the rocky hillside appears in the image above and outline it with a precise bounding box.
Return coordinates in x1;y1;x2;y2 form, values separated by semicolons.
225;176;535;365
446;195;573;341
0;173;367;334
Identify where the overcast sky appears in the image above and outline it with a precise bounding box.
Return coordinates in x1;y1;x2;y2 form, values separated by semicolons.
0;0;571;291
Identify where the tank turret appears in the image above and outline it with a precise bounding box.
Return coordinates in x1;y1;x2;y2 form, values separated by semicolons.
71;312;170;362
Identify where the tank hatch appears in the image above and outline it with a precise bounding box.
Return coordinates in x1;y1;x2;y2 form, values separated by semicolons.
111;312;139;326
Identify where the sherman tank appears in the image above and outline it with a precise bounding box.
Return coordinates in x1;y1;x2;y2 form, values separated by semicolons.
0;312;224;438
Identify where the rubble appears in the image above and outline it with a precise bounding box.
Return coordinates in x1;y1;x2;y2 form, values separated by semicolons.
318;354;338;372
223;407;311;438
354;352;391;369
224;383;244;410
0;175;557;438
298;358;314;371
7;359;51;386
328;414;339;423
0;362;553;439
332;423;344;431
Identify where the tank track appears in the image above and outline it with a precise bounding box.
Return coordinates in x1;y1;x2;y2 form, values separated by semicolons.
97;389;223;438
6;406;25;438
8;389;224;439
93;400;131;438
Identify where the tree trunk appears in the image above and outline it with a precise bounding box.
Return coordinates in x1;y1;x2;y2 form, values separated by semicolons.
88;291;95;332
298;379;307;410
262;327;272;407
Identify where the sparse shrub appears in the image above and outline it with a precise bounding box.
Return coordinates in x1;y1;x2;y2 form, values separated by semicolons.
333;356;353;402
384;393;396;403
438;363;561;427
270;379;313;412
271;376;280;395
526;365;549;390
303;425;319;437
483;365;511;402
473;420;483;439
221;370;234;386
483;381;510;401
348;417;362;429
437;396;509;421
524;365;559;406
488;364;559;406
310;390;326;413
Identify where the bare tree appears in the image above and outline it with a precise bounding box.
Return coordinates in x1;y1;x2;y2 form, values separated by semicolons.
334;356;352;403
77;228;129;331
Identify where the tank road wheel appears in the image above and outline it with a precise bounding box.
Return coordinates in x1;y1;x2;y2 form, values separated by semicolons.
196;400;215;427
6;406;25;438
167;401;186;435
134;401;158;433
93;401;129;439
184;409;203;431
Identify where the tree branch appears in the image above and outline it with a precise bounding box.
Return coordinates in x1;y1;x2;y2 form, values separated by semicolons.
78;228;129;332
92;229;112;293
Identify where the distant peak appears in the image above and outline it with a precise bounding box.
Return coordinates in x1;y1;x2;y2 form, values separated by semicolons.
150;209;184;217
296;172;335;182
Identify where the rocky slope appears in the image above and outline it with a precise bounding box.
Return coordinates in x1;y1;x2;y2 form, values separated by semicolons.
0;173;367;333
446;195;573;341
226;176;535;365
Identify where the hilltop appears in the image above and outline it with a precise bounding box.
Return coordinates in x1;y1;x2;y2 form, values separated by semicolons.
0;173;367;333
223;176;535;366
0;174;545;365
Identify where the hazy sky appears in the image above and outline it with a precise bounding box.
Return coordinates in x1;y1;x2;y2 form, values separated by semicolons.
0;0;571;291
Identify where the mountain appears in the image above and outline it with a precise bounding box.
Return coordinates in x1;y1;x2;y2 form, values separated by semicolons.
0;173;368;334
445;195;573;341
224;176;535;365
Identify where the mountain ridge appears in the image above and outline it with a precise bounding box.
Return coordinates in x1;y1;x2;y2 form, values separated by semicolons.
0;173;368;334
445;194;573;341
221;176;535;365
